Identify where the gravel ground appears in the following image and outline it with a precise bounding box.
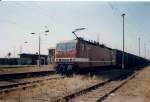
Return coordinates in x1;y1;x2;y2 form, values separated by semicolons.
103;66;150;102
0;75;99;102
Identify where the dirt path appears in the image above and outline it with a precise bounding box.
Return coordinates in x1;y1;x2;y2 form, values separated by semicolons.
103;66;150;102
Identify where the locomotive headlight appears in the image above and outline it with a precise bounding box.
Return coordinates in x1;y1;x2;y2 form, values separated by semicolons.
70;58;72;62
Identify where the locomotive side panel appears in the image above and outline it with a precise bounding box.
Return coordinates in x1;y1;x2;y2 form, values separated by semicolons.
76;40;115;68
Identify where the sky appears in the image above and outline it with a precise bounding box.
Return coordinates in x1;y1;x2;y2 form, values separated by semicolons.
0;1;150;59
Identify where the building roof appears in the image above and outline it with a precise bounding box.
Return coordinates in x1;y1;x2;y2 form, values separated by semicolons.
48;47;55;50
19;53;48;56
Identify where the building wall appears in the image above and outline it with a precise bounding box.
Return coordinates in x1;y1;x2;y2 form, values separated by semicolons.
0;58;19;65
48;49;55;64
19;53;48;65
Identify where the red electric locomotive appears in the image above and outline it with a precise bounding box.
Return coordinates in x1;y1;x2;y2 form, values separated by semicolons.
54;38;116;74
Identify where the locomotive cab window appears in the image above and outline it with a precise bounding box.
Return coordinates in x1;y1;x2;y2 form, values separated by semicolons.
56;40;77;52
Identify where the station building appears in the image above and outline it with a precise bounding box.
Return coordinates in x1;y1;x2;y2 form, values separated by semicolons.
0;53;48;65
19;53;48;65
0;58;20;65
48;47;55;64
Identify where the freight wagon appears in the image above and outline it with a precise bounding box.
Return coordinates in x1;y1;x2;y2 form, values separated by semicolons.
54;38;150;74
114;49;149;68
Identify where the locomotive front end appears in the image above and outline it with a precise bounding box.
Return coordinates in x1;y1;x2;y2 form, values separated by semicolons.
55;40;78;74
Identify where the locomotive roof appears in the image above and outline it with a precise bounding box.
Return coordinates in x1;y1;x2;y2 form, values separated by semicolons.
57;37;112;50
77;37;112;50
58;39;77;43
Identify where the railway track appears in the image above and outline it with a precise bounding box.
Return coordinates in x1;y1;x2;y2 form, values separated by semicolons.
0;65;37;68
0;70;55;80
0;75;64;94
52;70;139;102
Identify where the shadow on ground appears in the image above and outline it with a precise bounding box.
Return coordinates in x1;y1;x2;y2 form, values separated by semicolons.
66;65;149;81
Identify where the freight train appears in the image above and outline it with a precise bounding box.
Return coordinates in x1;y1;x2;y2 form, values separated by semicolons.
54;37;150;74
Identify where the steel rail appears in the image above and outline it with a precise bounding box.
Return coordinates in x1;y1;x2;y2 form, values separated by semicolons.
52;70;139;102
0;76;64;94
96;72;137;102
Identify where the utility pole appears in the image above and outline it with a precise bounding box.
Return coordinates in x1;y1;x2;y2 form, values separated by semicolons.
39;35;41;67
13;47;15;57
122;13;125;69
138;37;141;56
31;26;49;67
20;45;22;54
144;44;146;58
20;41;28;54
97;33;100;43
148;48;149;59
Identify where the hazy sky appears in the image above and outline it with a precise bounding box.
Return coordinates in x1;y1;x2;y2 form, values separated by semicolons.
0;1;150;58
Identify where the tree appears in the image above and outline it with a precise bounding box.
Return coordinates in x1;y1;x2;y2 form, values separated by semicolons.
7;52;11;58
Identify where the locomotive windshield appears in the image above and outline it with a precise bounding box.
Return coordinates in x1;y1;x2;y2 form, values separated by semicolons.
56;40;77;52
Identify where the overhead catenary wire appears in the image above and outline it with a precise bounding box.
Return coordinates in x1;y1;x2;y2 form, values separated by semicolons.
107;2;141;36
107;2;146;57
12;2;55;33
0;2;33;33
8;2;55;55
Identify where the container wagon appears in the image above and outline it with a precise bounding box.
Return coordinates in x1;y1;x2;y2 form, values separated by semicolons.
114;49;149;68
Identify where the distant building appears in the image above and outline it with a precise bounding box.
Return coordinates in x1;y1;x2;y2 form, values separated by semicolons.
0;58;20;65
0;53;48;65
19;53;48;65
48;47;55;64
